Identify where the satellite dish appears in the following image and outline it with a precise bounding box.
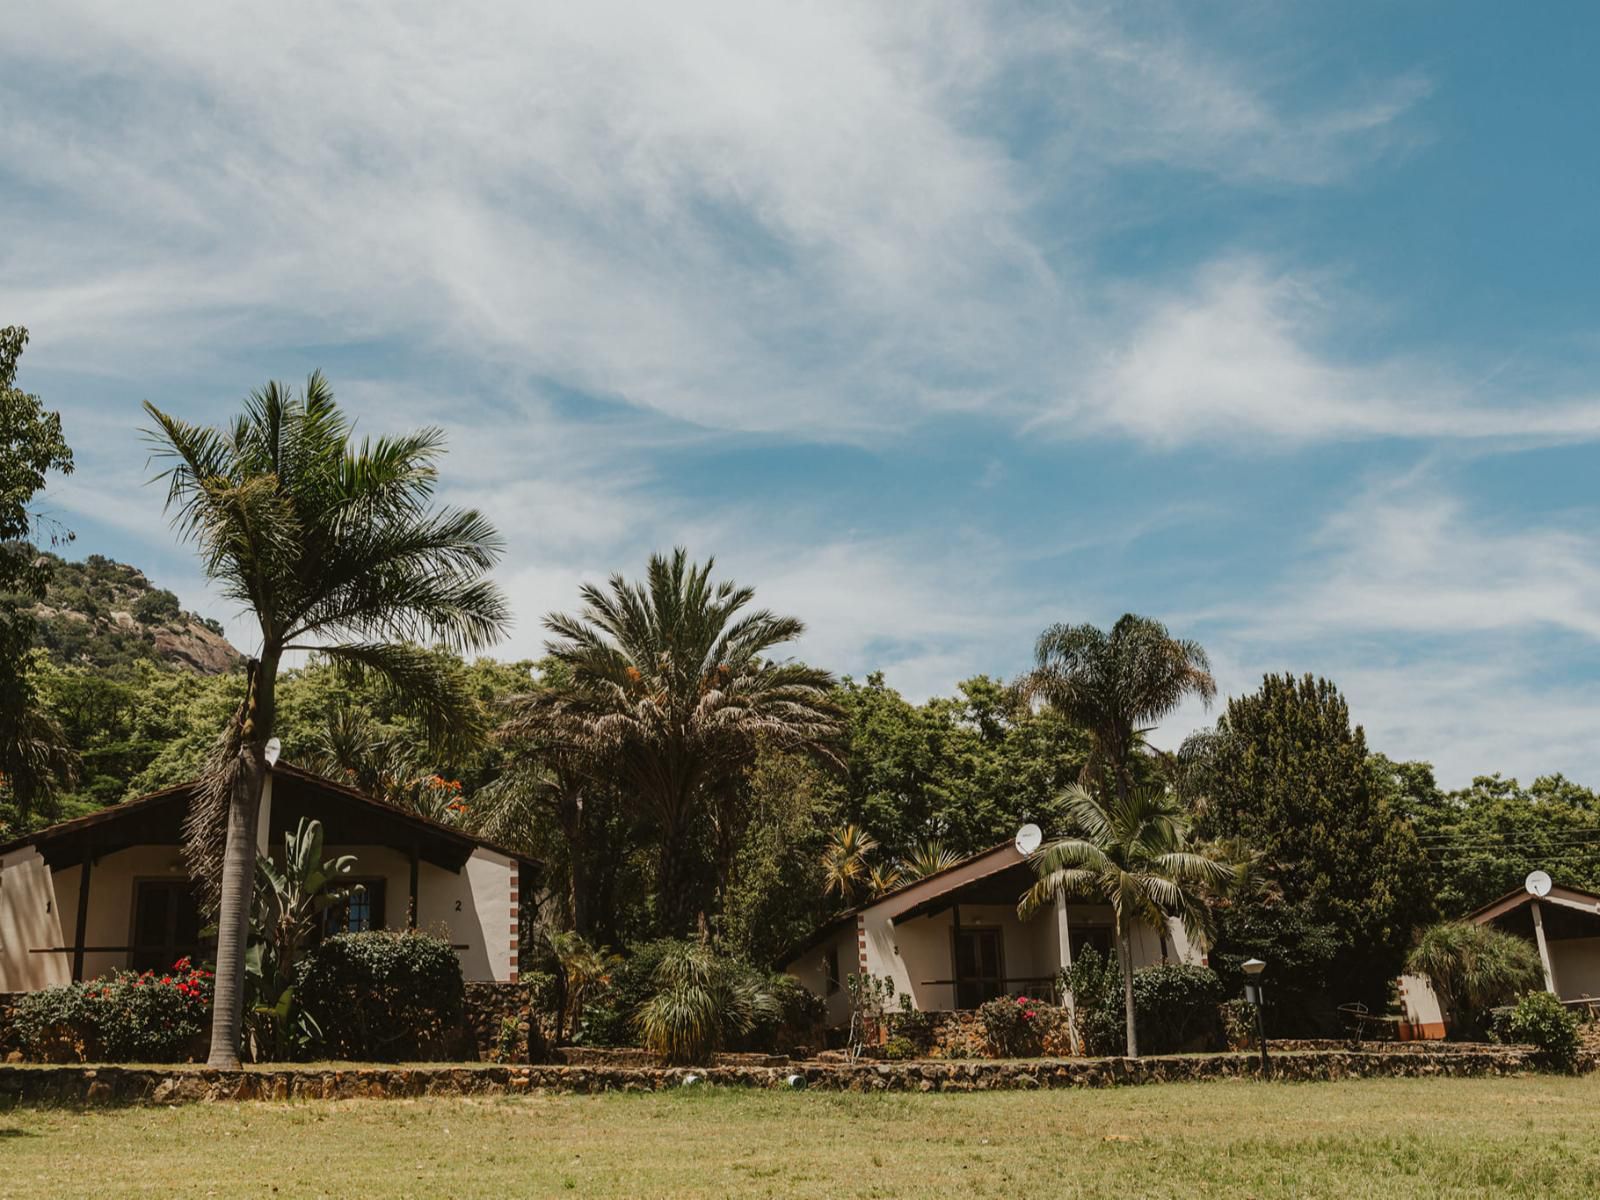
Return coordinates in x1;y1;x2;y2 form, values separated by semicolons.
264;737;282;767
1525;870;1552;898
1015;823;1042;856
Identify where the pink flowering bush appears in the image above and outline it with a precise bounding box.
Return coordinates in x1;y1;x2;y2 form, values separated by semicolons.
14;959;213;1063
979;994;1046;1057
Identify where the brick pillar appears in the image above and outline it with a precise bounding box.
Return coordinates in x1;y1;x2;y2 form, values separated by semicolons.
507;860;520;984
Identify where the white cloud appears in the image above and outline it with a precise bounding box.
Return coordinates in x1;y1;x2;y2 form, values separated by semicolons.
1045;260;1600;447
1241;474;1600;642
1;1;1434;445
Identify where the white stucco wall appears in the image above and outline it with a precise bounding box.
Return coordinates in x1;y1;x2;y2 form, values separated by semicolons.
0;847;69;991
854;900;1201;1014
0;836;520;990
787;923;861;1028
1549;937;1600;999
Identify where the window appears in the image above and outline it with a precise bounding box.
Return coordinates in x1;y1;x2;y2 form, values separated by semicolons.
322;878;387;937
131;881;203;973
1068;924;1114;964
823;946;840;996
953;927;1005;1009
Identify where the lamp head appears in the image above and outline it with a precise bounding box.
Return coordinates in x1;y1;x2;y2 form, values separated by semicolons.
1241;958;1266;977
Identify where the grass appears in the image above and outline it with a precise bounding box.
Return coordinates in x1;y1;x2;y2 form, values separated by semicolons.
2;1074;1597;1198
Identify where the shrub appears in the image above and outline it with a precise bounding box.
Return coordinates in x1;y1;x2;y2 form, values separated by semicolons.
13;984;103;1062
577;939;679;1047
889;994;935;1052
1133;964;1224;1054
1493;991;1580;1072
294;930;464;1061
13;959;212;1063
634;941;779;1065
736;971;826;1054
979;994;1048;1057
1062;948;1125;1056
1061;949;1225;1056
882;1035;918;1061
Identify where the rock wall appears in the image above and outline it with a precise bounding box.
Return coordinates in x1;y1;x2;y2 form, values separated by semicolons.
0;1046;1576;1105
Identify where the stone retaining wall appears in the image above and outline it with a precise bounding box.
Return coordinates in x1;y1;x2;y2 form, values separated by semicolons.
0;1046;1574;1106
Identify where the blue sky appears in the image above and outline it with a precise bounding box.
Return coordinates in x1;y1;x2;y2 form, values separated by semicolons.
5;2;1600;786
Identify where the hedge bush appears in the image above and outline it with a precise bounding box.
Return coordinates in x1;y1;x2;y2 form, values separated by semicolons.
293;930;464;1061
1061;949;1225;1056
13;959;212;1063
1493;990;1581;1072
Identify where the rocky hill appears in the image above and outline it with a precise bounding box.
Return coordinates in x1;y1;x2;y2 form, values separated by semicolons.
26;552;242;674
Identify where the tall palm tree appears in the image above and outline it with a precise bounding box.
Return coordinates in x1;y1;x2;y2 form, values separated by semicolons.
144;374;508;1067
1020;785;1228;1057
1018;614;1215;802
505;549;840;935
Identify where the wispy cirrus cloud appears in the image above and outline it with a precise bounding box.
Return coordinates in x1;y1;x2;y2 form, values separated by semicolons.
1;1;1437;446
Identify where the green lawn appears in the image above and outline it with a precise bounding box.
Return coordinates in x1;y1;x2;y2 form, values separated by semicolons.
3;1075;1596;1198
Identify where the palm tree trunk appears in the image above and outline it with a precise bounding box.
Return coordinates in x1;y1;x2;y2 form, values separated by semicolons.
1118;922;1138;1059
206;656;276;1068
655;821;699;938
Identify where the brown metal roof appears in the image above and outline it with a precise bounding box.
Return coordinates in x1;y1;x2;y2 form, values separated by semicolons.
0;763;539;872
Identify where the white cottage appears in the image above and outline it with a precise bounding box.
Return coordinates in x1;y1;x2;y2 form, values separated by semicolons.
0;763;540;990
785;841;1202;1029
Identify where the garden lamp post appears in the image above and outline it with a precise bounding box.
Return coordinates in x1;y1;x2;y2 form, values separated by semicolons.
1242;958;1268;1076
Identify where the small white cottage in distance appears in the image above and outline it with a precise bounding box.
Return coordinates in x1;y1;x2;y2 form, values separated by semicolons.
785;840;1200;1030
0;763;539;990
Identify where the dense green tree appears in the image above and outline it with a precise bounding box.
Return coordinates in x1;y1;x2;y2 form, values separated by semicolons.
0;326;77;832
1187;674;1431;1015
715;748;837;968
827;673;1091;857
144;374;508;1068
1375;759;1600;915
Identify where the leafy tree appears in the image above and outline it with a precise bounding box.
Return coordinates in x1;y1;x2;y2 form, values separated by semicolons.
143;374;508;1067
1019;784;1227;1057
715;748;836;967
1018;614;1214;803
0;326;76;831
1187;674;1431;1015
506;549;840;936
1376;761;1600;915
827;673;1091;857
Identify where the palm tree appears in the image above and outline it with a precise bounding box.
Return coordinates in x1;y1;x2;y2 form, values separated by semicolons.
505;549;840;935
144;374;508;1067
902;840;962;881
820;824;878;905
1019;784;1228;1057
1018;614;1215;802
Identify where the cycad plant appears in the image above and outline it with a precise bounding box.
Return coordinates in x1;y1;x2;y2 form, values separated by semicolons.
902;840;962;881
1019;785;1228;1057
820;824;879;905
634;940;778;1065
1407;921;1544;1036
144;375;507;1066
